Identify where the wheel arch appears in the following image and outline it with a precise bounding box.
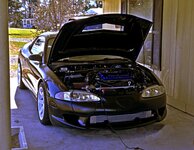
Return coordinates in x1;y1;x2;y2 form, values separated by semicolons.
37;79;51;103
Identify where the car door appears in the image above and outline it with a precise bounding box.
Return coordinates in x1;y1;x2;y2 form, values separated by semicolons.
25;36;46;94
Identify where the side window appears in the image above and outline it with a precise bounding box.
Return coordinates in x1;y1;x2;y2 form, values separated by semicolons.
31;37;45;55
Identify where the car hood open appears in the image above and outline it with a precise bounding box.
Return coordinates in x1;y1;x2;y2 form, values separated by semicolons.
49;14;152;63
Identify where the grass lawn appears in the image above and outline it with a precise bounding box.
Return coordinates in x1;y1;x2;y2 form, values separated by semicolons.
9;28;36;55
9;28;36;76
9;41;27;55
9;28;38;39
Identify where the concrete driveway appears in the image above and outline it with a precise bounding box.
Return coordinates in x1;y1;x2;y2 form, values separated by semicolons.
11;78;194;150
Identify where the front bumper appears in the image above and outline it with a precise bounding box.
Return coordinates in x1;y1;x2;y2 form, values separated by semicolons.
48;94;167;129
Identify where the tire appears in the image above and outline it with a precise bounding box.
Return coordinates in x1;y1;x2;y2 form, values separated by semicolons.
17;62;26;89
37;82;51;125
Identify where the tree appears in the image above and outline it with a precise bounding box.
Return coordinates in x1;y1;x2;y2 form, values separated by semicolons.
21;0;38;18
32;0;90;31
8;0;24;28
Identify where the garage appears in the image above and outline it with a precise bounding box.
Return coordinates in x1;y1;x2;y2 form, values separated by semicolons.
1;0;194;149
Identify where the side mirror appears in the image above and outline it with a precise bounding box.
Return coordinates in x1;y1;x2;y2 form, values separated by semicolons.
29;54;42;62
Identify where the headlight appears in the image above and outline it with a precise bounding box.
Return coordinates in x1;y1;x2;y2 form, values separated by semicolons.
55;90;101;102
142;85;165;98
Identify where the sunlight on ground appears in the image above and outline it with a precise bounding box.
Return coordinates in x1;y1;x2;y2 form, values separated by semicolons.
10;77;18;109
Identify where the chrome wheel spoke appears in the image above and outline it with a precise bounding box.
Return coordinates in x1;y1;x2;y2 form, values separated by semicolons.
38;87;45;120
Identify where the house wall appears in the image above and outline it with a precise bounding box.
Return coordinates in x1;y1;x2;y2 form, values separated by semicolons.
103;0;194;115
162;0;194;115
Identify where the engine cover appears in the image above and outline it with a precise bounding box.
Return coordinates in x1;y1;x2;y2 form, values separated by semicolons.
97;70;131;81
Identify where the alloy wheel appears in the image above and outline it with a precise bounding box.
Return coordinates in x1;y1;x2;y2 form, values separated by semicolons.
38;86;45;120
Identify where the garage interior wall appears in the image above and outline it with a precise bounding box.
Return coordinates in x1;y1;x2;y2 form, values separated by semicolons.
161;0;194;115
103;0;121;13
103;0;194;115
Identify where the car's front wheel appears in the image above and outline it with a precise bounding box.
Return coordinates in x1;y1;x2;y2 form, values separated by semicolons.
17;62;26;89
37;82;50;125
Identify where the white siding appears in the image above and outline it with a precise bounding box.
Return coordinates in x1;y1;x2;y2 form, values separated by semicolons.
162;0;194;114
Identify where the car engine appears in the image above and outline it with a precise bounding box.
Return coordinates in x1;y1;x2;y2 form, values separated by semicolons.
54;62;156;95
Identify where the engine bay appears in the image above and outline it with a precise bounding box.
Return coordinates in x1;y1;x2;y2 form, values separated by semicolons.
53;61;157;95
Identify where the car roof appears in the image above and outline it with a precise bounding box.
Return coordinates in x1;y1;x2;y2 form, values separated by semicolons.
40;31;58;38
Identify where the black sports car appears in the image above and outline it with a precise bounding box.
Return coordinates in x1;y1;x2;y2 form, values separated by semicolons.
18;14;166;129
